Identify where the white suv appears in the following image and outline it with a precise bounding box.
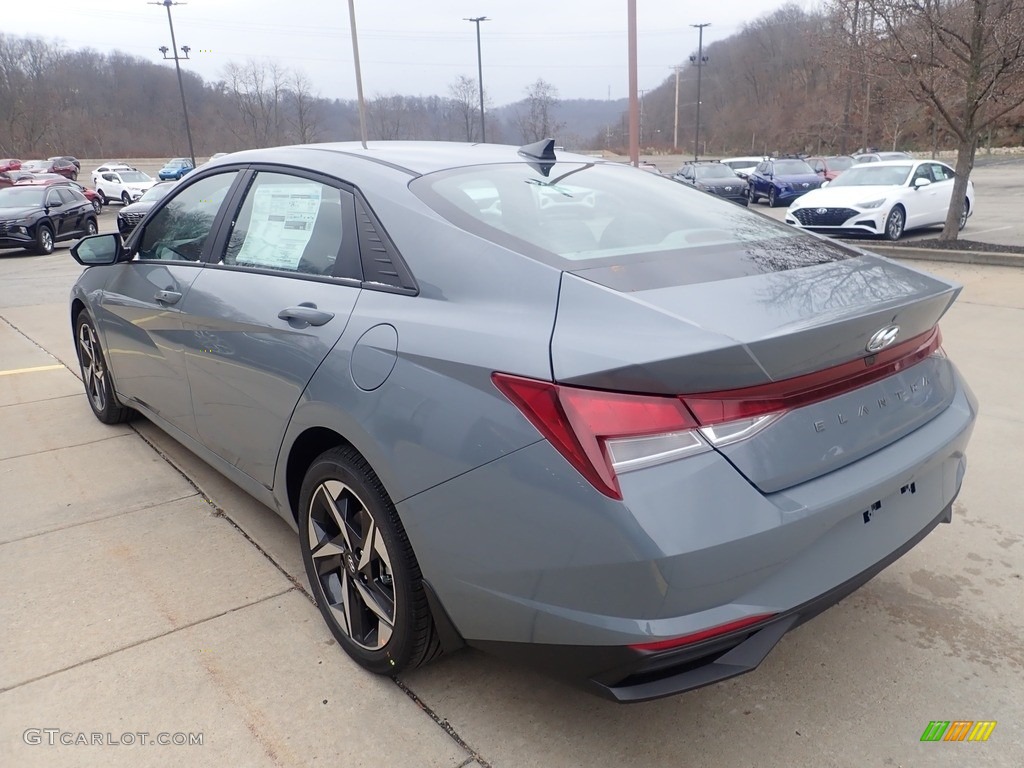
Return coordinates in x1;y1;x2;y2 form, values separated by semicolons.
93;168;157;206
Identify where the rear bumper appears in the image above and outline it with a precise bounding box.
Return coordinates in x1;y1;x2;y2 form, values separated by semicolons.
398;371;976;700
474;501;952;702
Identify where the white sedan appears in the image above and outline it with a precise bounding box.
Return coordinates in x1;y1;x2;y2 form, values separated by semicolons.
785;159;974;241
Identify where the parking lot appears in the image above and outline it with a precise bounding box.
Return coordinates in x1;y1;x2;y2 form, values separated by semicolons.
1;166;1022;767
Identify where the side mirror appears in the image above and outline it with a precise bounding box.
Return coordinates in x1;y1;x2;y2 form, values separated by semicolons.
913;177;932;189
47;200;63;208
71;233;124;266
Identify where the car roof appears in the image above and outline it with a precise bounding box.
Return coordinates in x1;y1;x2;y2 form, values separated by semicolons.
206;141;607;177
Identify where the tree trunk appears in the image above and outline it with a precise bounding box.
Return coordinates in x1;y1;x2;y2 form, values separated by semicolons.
941;134;976;240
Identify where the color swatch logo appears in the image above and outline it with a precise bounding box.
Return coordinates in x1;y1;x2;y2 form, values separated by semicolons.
920;721;997;742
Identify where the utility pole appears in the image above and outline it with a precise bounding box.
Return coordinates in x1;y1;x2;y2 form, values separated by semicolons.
639;89;646;146
347;0;368;148
151;1;196;167
690;23;710;162
627;1;639;166
464;17;489;143
672;66;682;151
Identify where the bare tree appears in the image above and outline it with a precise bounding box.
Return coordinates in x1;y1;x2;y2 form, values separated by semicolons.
448;75;480;141
866;0;1024;238
288;70;320;144
513;78;564;143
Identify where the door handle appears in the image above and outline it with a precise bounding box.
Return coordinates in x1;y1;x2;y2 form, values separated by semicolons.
154;290;182;305
278;303;335;327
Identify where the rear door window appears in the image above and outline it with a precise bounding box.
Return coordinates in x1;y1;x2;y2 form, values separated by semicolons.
217;171;352;278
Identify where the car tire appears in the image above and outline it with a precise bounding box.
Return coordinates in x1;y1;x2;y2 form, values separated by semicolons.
121;191;131;206
884;205;906;241
74;312;131;424
958;199;970;230
34;224;54;255
768;187;778;208
84;218;98;237
299;446;441;676
92;199;102;215
97;189;108;205
748;186;759;204
70;172;78;182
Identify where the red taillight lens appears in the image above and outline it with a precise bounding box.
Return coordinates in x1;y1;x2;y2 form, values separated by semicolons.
683;326;942;425
494;326;941;498
629;613;777;652
492;373;701;500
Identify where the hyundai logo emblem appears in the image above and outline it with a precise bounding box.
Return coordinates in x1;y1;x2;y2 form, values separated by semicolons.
802;182;809;188
817;208;828;215
866;324;900;353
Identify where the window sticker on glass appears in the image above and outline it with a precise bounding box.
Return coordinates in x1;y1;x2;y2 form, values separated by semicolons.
235;183;323;270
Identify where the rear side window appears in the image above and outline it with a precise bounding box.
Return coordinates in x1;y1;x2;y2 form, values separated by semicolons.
218;172;346;277
137;173;235;261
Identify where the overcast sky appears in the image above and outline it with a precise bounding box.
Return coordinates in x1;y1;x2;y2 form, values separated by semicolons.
5;1;816;106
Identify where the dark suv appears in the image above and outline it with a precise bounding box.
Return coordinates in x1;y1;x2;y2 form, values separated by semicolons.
0;185;97;254
673;162;748;205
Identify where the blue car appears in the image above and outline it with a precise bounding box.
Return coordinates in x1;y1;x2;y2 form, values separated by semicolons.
157;157;194;180
747;158;822;207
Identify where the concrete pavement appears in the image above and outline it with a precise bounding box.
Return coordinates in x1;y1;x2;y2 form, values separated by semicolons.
1;218;1022;766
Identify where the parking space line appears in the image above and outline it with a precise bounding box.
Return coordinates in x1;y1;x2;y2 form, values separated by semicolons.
966;225;1012;236
0;364;66;377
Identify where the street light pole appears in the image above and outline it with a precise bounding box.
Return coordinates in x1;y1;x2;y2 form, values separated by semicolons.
464;17;489;143
151;1;196;167
672;66;681;151
690;22;710;162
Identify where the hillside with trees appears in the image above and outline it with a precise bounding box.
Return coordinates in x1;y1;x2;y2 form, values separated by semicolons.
2;1;1023;162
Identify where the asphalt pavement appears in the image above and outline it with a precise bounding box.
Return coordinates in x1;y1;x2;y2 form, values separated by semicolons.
1;189;1022;767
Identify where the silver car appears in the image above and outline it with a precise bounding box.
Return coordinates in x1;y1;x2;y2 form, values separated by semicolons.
68;140;977;702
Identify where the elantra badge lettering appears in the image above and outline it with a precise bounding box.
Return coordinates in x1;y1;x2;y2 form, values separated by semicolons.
866;324;900;353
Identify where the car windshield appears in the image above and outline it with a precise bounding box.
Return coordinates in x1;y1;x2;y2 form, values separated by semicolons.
827;164;913;187
773;160;814;175
140;183;175;202
0;187;45;206
412;162;816;265
695;165;736;179
120;171;151;182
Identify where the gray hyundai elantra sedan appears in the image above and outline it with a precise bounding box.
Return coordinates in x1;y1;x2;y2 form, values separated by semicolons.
68;140;977;702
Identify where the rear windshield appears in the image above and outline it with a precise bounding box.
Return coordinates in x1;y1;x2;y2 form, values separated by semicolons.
826;156;854;170
411;162;850;273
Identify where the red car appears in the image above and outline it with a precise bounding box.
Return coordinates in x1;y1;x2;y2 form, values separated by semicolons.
14;175;103;214
807;155;855;181
0;159;22;173
19;158;78;181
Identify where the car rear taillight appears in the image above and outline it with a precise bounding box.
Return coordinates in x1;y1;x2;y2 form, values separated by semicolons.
494;326;942;500
491;373;708;500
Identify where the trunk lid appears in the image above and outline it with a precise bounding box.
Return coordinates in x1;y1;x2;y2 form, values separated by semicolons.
551;250;960;492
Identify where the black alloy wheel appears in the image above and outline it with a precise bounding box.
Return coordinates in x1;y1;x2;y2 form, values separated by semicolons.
768;186;778;208
299;446;441;675
74;312;131;424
